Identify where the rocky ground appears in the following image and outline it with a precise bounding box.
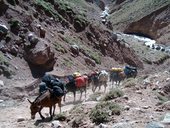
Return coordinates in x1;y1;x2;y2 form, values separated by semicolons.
0;70;170;128
0;78;169;128
0;0;170;128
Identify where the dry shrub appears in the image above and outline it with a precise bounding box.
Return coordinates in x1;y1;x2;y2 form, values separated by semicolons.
102;88;124;101
90;101;122;124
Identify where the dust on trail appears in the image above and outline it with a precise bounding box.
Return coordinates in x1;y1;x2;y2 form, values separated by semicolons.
0;81;167;128
0;83;104;128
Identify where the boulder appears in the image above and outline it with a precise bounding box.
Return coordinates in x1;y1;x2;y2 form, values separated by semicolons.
51;120;63;128
24;38;55;70
70;44;79;55
0;24;8;34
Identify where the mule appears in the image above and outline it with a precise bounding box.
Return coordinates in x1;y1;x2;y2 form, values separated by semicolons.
28;90;62;120
52;74;89;102
63;75;88;102
90;70;109;92
110;66;137;87
110;70;126;87
125;66;137;78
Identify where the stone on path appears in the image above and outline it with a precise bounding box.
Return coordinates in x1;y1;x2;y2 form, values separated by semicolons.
145;122;164;128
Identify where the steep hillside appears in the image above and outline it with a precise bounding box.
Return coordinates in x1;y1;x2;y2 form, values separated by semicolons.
108;0;170;45
0;0;142;86
0;0;170;128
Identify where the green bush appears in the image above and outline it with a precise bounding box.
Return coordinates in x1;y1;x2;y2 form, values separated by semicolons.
0;52;13;78
156;92;169;104
54;112;66;121
102;88;124;101
90;101;122;124
123;78;137;88
0;53;9;66
53;42;67;53
82;47;101;64
7;0;16;6
88;92;102;101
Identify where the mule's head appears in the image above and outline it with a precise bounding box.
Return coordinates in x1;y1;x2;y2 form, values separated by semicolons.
28;99;41;119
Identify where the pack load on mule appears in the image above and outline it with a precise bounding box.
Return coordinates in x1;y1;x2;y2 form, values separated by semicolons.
110;67;123;80
39;74;66;97
63;73;88;102
123;65;137;78
111;67;123;72
73;71;81;78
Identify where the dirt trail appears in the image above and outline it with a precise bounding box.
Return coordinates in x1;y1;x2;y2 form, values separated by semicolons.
0;81;168;128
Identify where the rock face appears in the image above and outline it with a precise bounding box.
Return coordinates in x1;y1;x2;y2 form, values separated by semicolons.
0;0;8;16
86;24;143;68
24;38;55;70
124;5;170;45
109;0;170;45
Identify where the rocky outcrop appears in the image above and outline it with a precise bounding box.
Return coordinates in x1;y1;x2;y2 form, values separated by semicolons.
86;24;143;68
0;0;8;16
124;5;170;45
24;37;55;70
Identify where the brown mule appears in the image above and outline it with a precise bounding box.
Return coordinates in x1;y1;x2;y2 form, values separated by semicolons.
109;70;126;87
28;90;62;120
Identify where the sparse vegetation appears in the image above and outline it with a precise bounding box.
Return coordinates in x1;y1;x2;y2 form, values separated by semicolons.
0;52;13;78
102;88;124;101
110;0;170;26
64;36;82;45
53;42;67;53
130;41;170;65
35;0;65;21
156;92;169;104
82;47;101;64
6;0;16;6
62;58;73;68
90;101;122;124
88;92;102;101
8;19;21;34
54;112;67;121
0;52;9;66
122;78;137;88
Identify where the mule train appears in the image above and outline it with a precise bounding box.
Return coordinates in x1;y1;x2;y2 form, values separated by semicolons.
28;66;137;120
109;65;137;87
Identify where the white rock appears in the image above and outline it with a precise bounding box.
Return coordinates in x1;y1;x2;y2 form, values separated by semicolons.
0;24;8;34
136;90;142;94
17;117;25;122
142;106;150;109
0;80;4;86
161;113;170;124
124;105;130;110
99;123;109;128
51;120;62;128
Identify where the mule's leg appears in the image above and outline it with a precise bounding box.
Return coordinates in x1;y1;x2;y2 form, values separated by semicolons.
98;82;101;91
63;93;66;102
58;98;62;113
111;80;113;88
73;91;76;102
39;107;45;119
49;106;53;120
52;105;56;116
94;85;97;92
92;84;95;92
79;90;82;101
84;87;87;100
104;82;107;92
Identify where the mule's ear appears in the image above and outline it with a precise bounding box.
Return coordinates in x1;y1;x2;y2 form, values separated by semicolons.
27;99;32;104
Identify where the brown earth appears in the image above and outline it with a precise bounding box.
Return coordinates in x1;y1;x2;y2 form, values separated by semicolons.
0;0;170;128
